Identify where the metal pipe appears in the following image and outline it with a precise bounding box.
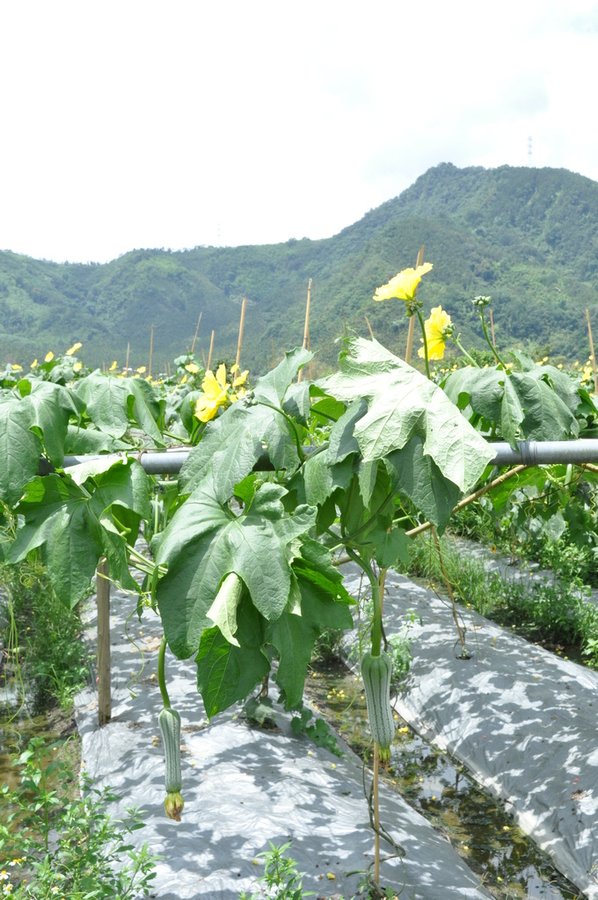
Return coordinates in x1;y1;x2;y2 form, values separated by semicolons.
489;439;598;466
61;439;598;474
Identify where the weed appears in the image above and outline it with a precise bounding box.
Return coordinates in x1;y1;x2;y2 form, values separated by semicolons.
0;737;157;898
0;557;90;712
239;841;314;899
408;533;598;668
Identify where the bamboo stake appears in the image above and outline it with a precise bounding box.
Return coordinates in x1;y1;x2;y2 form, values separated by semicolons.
297;279;312;383
364;316;375;340
585;307;598;394
190;311;203;355
125;342;130;372
404;245;425;363
207;330;215;371
148;324;154;378
373;745;381;884
235;297;248;368
96;558;111;727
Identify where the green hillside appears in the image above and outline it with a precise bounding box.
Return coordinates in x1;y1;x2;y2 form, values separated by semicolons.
1;163;597;373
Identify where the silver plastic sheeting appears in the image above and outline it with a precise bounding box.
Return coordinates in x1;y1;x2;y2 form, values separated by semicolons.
343;567;598;900
75;588;492;899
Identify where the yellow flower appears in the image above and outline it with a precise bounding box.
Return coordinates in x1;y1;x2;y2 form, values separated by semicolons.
10;363;23;372
373;262;433;303
232;369;248;389
30;359;38;369
136;366;147;374
195;363;228;423
109;360;118;372
164;790;185;822
44;351;54;362
65;341;82;356
418;306;452;361
73;361;83;372
184;362;200;374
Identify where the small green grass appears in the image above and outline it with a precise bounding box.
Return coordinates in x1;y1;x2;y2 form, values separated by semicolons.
406;534;598;668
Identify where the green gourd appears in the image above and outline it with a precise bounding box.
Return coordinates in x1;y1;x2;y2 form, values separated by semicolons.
361;650;395;759
159;706;182;793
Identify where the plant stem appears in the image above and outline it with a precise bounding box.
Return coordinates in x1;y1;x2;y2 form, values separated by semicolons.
432;527;469;658
157;637;171;709
415;308;431;379
479;310;508;369
345;548;382;655
257;399;306;462
452;335;480;367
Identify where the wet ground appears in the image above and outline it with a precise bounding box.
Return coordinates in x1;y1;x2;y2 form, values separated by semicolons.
306;658;582;899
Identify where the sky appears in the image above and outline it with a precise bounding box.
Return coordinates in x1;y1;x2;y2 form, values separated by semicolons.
1;0;598;264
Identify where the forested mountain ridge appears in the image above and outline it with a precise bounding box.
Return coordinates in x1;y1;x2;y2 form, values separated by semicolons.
1;163;597;373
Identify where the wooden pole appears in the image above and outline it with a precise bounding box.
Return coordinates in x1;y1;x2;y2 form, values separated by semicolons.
207;330;215;371
364;315;375;340
297;279;312;383
190;311;203;355
235;297;248;368
125;342;130;372
96;558;111;727
148;324;154;378
404;245;425;363
585;307;598;394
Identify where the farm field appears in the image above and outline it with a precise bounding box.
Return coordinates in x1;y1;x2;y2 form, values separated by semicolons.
1;268;597;898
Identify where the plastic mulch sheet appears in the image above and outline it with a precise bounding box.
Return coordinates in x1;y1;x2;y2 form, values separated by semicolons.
342;566;598;900
75;587;492;899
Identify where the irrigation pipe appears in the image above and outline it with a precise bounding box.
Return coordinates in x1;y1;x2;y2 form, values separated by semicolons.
59;439;598;474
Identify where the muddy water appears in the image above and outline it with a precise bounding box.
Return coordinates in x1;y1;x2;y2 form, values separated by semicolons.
305;659;583;900
0;705;78;793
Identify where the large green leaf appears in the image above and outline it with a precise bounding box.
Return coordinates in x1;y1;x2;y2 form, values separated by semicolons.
0;397;42;507
9;460;150;607
253;347;312;406
319;338;494;494
26;381;83;465
196;596;270;718
76;373;130;437
75;372;165;445
444;365;579;445
385;437;462;528
268;568;353;709
9;475;105;607
179;350;311;500
179;403;300;502
155;482;317;658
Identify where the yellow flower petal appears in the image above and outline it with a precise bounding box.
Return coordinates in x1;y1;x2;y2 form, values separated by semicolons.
195;392;221;422
44;351;55;362
30;359;38;368
136;366;147;374
232;369;249;388
73;361;83;372
215;362;227;389
184;362;200;374
109;360;118;372
65;341;82;356
418;306;452;361
373;262;433;303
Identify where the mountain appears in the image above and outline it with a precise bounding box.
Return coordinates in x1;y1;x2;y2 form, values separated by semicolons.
1;163;597;374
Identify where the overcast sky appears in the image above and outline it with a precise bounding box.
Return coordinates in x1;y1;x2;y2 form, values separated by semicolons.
1;0;597;264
